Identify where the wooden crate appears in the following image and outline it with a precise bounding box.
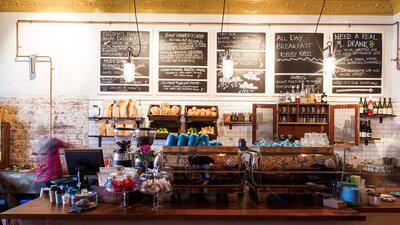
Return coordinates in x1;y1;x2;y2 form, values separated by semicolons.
147;104;181;121
184;105;218;122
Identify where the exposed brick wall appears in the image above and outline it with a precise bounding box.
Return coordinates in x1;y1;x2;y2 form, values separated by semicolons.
0;96;88;165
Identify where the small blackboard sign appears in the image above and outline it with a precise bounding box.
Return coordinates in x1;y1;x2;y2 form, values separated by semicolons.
217;32;266;50
159;67;207;80
159;32;207;66
100;58;149;77
100;31;150;57
332;33;382;94
99;31;151;93
274;75;323;94
158;80;207;93
275;33;323;74
217;70;265;93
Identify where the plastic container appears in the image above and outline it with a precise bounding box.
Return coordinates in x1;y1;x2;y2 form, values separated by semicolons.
71;192;98;210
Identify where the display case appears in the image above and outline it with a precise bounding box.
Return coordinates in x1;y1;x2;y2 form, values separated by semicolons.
161;146;246;202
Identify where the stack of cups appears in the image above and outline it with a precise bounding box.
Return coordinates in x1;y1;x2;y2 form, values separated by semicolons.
341;186;360;205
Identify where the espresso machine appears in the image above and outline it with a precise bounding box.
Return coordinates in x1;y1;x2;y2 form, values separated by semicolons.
113;127;135;167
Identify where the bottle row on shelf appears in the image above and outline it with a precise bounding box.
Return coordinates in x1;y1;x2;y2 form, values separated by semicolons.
359;97;394;116
279;83;328;104
359;120;373;138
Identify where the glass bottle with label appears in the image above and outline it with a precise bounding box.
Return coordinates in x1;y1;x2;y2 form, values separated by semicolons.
363;97;368;115
388;97;393;115
366;120;372;138
382;98;388;115
285;89;290;103
295;85;300;103
373;99;378;115
290;86;296;103
377;98;383;115
321;92;328;104
300;82;306;103
310;85;316;103
359;97;364;115
367;98;374;116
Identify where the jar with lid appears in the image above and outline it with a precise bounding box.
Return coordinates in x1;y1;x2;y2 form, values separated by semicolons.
71;191;98;210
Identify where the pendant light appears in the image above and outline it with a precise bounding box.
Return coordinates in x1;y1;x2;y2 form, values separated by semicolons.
220;0;233;79
123;0;141;82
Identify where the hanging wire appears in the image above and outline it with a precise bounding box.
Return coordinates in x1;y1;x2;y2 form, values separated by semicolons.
313;0;326;52
133;0;142;57
220;0;228;50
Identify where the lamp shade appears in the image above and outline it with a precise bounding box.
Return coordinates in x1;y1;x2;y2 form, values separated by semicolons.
222;49;234;78
123;60;135;82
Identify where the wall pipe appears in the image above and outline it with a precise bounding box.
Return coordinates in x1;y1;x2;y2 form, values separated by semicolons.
14;19;400;137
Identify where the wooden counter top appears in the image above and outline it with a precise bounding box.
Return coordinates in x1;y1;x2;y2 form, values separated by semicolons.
0;196;364;221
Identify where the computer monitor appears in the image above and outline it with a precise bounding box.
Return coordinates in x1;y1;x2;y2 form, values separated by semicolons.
64;149;104;176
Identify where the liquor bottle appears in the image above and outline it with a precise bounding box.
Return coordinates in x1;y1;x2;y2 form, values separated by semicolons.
363;97;368;115
285;89;290;103
290;85;296;103
373;99;378;115
310;85;316;103
382;98;388;115
366;120;372;138
315;89;321;103
300;82;306;103
367;98;374;115
321;92;328;104
279;91;285;103
295;85;300;103
359;97;364;115
305;85;311;103
388;97;393;115
377;98;383;115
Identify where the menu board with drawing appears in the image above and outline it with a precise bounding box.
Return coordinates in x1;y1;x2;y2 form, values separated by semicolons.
99;31;150;93
274;33;324;93
216;32;266;94
332;33;382;94
158;31;208;93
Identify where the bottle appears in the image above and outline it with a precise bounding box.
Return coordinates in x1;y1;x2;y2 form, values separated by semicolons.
279;91;285;103
373;99;378;115
359;97;364;115
315;89;321;103
378;98;383;115
321;92;328;104
295;85;300;103
310;85;316;103
382;98;388;115
388;97;393;115
290;85;296;103
360;121;367;138
363;97;368;115
285;89;290;103
300;82;306;103
305;85;310;103
366;120;372;138
367;98;374;116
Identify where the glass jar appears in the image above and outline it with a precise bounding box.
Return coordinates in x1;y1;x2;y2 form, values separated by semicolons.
71;191;98;210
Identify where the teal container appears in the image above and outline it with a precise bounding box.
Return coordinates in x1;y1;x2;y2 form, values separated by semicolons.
188;134;199;146
166;134;179;146
177;134;190;146
198;134;210;146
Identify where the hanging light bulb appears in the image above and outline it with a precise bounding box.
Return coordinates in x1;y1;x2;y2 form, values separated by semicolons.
222;49;234;79
123;47;135;82
324;41;335;76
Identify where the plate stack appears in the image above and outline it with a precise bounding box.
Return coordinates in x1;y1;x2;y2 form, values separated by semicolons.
341;186;360;205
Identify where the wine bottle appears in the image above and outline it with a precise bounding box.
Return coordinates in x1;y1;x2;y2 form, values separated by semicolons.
373;99;378;115
300;82;306;103
382;98;388;115
359;97;364;115
360;121;367;138
310;85;316;103
321;92;328;104
367;98;374;115
290;85;296;103
378;98;383;115
366;120;372;138
363;97;368;115
285;89;290;103
295;85;300;103
388;97;393;115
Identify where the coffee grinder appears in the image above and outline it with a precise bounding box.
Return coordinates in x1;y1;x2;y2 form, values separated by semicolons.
113;127;135;167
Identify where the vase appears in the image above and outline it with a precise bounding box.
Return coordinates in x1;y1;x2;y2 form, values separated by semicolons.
135;160;154;172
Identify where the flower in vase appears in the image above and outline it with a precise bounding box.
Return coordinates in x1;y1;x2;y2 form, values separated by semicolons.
136;145;156;166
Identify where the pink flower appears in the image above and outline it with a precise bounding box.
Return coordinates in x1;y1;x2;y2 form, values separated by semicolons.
139;145;151;154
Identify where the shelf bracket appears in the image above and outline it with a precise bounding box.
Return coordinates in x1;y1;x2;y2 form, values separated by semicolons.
98;137;102;147
379;117;383;123
229;124;232;129
364;139;368;145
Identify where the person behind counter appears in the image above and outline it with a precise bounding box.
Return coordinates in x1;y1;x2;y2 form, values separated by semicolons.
32;137;71;187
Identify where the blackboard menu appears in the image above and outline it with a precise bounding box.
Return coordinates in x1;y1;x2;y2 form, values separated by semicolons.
99;31;150;93
274;33;324;93
275;75;323;94
158;32;208;93
216;32;266;94
332;33;382;94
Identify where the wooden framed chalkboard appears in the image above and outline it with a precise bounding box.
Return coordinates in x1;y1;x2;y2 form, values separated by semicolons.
158;31;208;93
274;33;324;94
216;32;266;94
332;33;382;94
99;31;151;93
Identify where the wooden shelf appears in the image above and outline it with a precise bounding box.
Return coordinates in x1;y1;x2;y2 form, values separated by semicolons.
224;121;252;129
278;122;328;125
359;114;396;123
88;135;114;138
360;137;381;145
88;117;144;121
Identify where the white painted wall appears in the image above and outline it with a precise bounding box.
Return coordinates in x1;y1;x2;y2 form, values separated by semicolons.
0;12;395;101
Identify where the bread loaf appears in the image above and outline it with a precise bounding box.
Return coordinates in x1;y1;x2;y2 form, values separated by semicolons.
170;105;180;115
161;101;170;109
119;100;129;117
150;106;161;115
103;101;114;117
128;99;137;118
160;107;171;115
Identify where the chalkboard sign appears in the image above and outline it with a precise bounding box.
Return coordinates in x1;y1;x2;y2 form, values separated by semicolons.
159;32;207;66
275;33;323;74
100;31;151;93
332;33;382;94
275;75;323;94
217;32;266;50
158;80;207;93
158;32;208;93
101;31;150;57
216;32;266;94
